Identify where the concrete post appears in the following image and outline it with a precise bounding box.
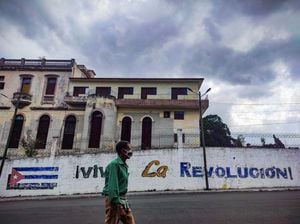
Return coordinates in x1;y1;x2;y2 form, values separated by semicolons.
177;129;183;149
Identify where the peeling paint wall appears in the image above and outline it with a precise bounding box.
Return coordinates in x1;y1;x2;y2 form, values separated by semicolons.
0;70;73;156
0;147;299;197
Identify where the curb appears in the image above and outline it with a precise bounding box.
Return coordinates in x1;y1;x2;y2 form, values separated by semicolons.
1;187;300;202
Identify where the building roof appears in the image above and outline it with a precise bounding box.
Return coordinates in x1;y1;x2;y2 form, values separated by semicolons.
0;58;75;72
70;77;203;82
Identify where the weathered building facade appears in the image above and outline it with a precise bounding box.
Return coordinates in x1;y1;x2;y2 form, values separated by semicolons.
0;58;209;158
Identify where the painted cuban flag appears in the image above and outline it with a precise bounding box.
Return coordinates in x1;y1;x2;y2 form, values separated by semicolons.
7;167;59;190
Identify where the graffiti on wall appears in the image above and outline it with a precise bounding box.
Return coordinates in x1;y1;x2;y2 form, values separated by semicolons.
140;160;294;180
6;167;59;190
75;165;105;179
180;162;294;180
142;160;168;178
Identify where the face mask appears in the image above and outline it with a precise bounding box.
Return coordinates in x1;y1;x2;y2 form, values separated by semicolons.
123;149;133;159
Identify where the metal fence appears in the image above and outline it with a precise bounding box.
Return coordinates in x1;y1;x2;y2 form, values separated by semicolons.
1;129;299;159
231;132;300;149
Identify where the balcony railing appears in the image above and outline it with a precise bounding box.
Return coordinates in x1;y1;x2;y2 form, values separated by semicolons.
64;94;117;106
115;98;209;110
11;92;32;108
64;95;88;105
42;95;55;103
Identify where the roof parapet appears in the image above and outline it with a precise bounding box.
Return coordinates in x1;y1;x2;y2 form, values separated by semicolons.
0;58;76;71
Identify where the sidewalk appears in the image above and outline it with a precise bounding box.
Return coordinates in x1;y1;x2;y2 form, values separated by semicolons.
1;187;300;202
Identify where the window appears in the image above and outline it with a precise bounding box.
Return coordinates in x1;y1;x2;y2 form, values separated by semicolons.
8;114;24;148
121;116;132;142
45;77;57;95
73;87;88;96
62;115;76;149
0;76;4;89
43;77;57;102
88;111;103;148
141;87;157;99
174;111;184;120
118;87;133;99
171;88;187;100
141;117;152;149
35;115;50;149
20;77;32;94
96;87;111;97
174;133;185;143
164;111;170;118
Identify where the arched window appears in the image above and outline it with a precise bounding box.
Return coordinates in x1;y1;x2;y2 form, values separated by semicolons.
62;115;76;149
121;117;132;142
88;111;103;148
35;115;50;149
8;114;24;148
141;117;152;150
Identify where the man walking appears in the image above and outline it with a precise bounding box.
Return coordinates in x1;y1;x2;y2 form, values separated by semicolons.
102;141;135;224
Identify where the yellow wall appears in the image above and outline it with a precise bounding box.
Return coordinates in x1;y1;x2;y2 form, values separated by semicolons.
68;80;200;100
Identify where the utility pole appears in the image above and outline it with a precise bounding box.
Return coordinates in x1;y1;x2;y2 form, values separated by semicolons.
199;90;210;190
188;87;211;190
0;93;20;177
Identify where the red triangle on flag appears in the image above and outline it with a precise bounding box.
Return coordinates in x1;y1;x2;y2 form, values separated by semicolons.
9;168;24;187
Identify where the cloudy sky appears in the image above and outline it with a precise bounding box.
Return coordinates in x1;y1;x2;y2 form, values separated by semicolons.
0;0;299;145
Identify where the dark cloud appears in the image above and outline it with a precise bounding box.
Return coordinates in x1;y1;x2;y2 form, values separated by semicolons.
227;0;285;16
183;36;300;87
211;0;300;24
183;41;270;85
0;0;57;38
75;13;180;75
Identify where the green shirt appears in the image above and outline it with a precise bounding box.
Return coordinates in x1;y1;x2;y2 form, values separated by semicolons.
102;156;129;205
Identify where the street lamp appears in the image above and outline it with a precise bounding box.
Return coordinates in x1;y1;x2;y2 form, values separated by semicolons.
0;93;20;177
187;87;211;190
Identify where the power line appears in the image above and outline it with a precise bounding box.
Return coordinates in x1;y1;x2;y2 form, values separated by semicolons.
211;102;300;105
230;118;299;122
231;132;300;138
230;121;300;127
232;110;300;113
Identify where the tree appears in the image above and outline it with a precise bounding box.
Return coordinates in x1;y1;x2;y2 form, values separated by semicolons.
20;130;38;157
202;114;234;147
273;134;285;148
261;137;266;147
234;134;245;147
259;135;285;149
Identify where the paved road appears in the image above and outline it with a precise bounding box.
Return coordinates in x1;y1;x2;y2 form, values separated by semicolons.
0;191;299;224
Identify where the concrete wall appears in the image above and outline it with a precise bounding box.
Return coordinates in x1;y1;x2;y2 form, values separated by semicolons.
1;147;299;197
